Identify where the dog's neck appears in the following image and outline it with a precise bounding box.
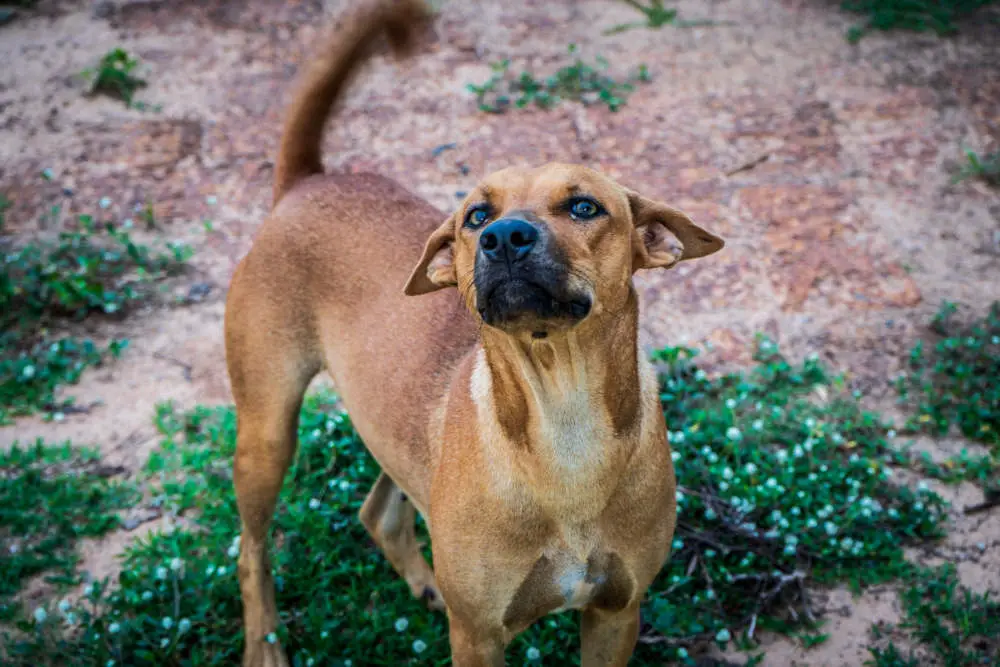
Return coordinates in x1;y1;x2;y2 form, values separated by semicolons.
471;288;646;512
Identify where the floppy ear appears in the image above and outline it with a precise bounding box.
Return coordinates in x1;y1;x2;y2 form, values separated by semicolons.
404;216;458;295
627;191;724;271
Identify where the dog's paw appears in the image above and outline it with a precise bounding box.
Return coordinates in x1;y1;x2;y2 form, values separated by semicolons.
243;640;291;667
421;584;446;612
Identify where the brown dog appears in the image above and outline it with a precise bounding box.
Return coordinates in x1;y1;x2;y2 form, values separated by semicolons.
225;1;724;665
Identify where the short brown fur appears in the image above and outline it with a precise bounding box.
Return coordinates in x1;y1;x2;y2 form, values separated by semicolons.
225;2;724;665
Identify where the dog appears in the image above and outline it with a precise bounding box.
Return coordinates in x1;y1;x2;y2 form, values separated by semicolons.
224;1;724;664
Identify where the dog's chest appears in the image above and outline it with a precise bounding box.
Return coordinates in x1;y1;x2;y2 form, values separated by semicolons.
502;543;634;631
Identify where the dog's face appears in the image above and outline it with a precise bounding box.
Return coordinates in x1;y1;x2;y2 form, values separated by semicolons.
404;163;724;335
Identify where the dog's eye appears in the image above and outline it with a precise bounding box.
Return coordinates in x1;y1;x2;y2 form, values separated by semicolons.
465;207;491;228
568;198;603;220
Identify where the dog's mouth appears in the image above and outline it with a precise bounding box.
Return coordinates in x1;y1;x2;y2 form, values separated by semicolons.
477;278;591;331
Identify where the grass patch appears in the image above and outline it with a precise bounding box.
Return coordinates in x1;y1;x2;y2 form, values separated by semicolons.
840;0;998;42
867;565;1000;666
953;149;1000;187
82;48;149;109
605;0;729;34
0;340;954;665
0;440;138;621
894;302;999;490
467;45;650;113
0;193;192;423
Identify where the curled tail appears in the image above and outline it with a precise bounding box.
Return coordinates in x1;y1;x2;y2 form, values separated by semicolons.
273;0;430;207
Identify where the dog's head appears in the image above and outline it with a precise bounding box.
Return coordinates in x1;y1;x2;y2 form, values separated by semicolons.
404;163;724;336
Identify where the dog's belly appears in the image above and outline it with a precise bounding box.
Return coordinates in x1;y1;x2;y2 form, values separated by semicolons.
501;550;634;632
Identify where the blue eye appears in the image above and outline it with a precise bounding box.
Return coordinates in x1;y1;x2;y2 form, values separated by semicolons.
569;198;602;220
465;207;491;228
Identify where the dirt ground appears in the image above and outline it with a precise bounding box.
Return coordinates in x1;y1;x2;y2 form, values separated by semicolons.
1;0;998;664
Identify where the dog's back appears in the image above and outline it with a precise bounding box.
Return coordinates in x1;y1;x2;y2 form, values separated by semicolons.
225;0;474;510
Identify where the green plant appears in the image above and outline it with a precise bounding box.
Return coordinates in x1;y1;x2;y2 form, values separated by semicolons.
83;48;147;107
605;0;726;34
0;440;138;621
896;302;1000;449
468;45;650;113
867;566;1000;666
953;148;1000;187
840;0;998;42
1;340;954;665
0;197;191;422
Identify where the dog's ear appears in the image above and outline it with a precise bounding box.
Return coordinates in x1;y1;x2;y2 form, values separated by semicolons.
404;216;458;295
627;191;724;271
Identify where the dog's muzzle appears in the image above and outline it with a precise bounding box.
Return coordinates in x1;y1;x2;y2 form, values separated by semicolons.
474;218;592;331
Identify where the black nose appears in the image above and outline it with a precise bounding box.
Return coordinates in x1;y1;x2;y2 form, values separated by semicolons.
479;219;539;265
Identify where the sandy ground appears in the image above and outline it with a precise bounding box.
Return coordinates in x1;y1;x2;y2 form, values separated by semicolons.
1;0;998;664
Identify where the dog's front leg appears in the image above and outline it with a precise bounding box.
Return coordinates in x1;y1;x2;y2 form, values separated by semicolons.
581;605;641;667
448;616;505;667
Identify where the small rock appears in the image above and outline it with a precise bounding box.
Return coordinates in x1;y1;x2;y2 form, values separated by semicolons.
186;282;213;303
92;1;115;19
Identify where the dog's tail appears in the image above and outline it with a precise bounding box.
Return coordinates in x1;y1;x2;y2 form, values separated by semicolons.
272;0;430;207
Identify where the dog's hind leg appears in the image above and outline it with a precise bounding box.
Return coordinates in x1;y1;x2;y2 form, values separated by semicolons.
360;473;445;610
227;279;320;667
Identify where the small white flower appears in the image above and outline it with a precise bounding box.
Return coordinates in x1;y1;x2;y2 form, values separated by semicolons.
216;566;227;577
722;467;733;480
58;599;71;614
752;419;764;431
805;418;816;429
99;197;112;209
791;507;801;516
672;538;684;550
42;167;55;180
83;583;95;596
309;498;321;510
205;566;216;576
160;638;169;649
914;502;924;512
675;490;685;504
726;427;742;441
162;617;174;630
887;429;896;439
412;639;427;654
707;452;719;464
227;545;239;558
793;445;804;458
526;646;542;661
776;449;788;463
266;632;277;644
806;518;818;528
672;431;685;444
142;591;153;601
808;473;818;482
33;608;47;623
695;369;707;381
108;622;121;634
849;453;859;463
394;617;409;632
705;508;717;520
206;195;218;206
745;463;758;475
671;451;681;462
678;647;689;659
784;544;796;556
21;365;36;379
715;628;732;642
824;522;838;536
765;477;777;488
917;480;929;492
725;398;737;409
804;438;814;452
718;481;729;492
156;566;168;580
178;619;191;634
